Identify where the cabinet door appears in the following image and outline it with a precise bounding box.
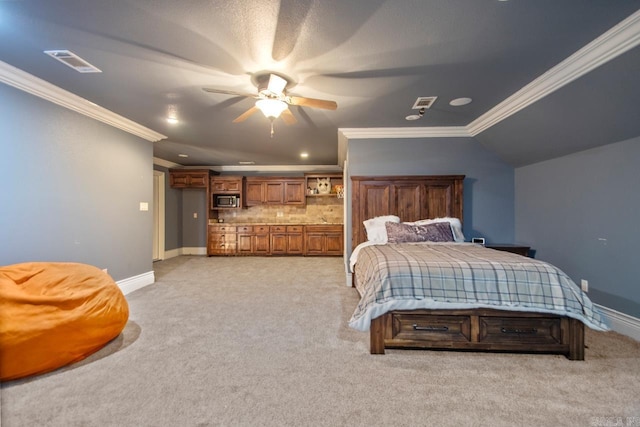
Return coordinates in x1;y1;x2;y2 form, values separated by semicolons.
324;232;343;256
287;233;304;254
187;173;208;188
170;173;190;188
253;233;270;254
245;182;264;206
284;181;305;205
264;181;284;204
237;234;253;254
305;233;324;255
270;234;287;254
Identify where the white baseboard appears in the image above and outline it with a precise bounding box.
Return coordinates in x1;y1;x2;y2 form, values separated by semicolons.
181;247;207;255
164;247;207;259
117;270;155;296
596;303;640;342
164;248;182;259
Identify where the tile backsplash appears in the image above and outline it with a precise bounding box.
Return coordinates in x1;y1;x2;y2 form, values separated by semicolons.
217;197;343;224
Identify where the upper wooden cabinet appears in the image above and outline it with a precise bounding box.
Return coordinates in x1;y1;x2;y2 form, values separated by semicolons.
169;169;212;188
244;177;305;206
211;176;244;193
283;180;305;204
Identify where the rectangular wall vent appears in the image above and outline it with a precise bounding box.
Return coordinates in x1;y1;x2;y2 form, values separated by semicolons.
412;96;438;110
44;50;102;73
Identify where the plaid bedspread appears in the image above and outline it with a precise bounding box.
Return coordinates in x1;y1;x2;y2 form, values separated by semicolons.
349;243;608;332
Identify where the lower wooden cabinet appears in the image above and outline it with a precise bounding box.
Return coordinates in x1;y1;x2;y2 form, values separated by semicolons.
270;225;304;255
304;225;343;256
208;225;237;255
208;224;342;256
237;226;270;255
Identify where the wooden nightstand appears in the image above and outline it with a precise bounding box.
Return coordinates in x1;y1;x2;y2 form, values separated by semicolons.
485;244;531;257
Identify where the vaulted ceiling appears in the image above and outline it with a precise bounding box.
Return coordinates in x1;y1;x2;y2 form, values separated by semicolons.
1;1;638;168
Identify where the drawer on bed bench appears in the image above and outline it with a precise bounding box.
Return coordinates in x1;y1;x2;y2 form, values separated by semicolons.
478;316;562;345
392;313;471;343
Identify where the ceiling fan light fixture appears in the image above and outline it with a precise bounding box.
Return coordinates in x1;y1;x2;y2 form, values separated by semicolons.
255;99;288;119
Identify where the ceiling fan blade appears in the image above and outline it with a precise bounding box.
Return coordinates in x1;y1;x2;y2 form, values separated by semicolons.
233;106;260;123
281;108;297;125
203;87;257;98
288;96;337;110
267;74;287;95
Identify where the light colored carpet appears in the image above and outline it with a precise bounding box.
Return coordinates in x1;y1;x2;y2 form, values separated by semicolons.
2;256;639;427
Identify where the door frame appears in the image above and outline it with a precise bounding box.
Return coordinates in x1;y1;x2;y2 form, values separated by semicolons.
153;170;165;261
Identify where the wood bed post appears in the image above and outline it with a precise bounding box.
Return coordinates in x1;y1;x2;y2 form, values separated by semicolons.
568;318;585;361
370;315;386;354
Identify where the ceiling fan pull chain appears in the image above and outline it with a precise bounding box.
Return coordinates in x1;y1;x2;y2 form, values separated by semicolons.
270;119;275;138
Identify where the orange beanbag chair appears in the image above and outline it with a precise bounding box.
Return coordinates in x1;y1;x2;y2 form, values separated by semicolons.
0;262;129;381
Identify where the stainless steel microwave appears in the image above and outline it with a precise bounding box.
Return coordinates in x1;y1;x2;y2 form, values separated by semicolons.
215;194;238;207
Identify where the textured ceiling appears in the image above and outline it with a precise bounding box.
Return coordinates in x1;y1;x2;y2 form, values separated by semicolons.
0;1;638;168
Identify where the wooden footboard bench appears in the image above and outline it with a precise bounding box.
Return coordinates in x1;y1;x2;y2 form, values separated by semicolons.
370;308;585;360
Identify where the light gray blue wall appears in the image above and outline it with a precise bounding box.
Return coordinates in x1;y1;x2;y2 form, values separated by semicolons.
0;84;153;281
181;189;208;248
347;137;515;256
515;136;640;317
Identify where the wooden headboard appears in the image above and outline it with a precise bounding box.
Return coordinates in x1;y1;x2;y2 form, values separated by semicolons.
351;175;464;248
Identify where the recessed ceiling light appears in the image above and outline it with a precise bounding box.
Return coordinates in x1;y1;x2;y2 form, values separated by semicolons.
178;154;188;158
405;107;426;121
300;152;309;158
449;97;472;107
166;117;179;124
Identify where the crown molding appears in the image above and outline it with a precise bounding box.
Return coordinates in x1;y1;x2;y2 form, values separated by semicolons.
340;10;640;141
467;9;640;136
210;164;343;173
153;157;181;169
0;60;167;143
339;127;471;139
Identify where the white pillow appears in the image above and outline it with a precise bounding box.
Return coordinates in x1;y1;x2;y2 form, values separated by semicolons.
363;215;400;243
413;217;465;242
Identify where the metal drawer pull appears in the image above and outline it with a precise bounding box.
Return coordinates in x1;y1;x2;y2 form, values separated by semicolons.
501;327;537;335
413;324;449;332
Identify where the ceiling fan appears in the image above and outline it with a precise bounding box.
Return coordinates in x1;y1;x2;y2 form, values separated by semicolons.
203;72;337;137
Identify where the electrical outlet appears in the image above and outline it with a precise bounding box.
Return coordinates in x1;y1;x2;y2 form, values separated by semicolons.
581;279;589;292
193;212;198;219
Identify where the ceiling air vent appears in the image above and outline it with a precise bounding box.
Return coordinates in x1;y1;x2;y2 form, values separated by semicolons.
411;96;437;110
44;50;102;73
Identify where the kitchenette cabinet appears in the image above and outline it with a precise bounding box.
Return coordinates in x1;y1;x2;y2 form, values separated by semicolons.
304;225;343;256
169;169;212;188
270;225;304;255
207;224;341;256
237;225;270;255
244;177;305;206
208;225;237;255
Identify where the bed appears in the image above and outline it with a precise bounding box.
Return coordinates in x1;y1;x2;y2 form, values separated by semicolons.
349;175;608;360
